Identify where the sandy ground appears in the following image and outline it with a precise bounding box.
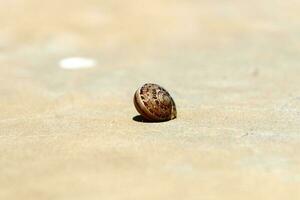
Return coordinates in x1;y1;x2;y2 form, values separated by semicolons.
1;0;300;199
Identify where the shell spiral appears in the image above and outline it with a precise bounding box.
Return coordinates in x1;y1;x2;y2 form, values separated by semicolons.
134;83;177;122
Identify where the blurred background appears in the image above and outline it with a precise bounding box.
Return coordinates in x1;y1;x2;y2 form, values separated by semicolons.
1;0;300;93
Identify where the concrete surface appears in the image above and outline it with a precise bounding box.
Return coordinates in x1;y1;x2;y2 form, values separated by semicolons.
0;0;300;199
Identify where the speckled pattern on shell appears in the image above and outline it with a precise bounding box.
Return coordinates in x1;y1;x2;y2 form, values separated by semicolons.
134;83;177;122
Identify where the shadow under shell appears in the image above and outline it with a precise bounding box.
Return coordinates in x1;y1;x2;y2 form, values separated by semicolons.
132;115;170;123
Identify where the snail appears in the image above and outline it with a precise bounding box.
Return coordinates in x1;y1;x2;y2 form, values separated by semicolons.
133;83;177;122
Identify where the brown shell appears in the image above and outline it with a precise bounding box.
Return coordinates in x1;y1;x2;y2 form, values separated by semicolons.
133;83;177;122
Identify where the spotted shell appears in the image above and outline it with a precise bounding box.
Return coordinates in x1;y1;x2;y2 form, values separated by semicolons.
133;83;177;122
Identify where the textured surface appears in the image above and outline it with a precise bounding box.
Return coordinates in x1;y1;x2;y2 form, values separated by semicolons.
1;0;300;199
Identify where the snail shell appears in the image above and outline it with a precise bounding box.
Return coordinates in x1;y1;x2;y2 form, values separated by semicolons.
133;83;177;122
